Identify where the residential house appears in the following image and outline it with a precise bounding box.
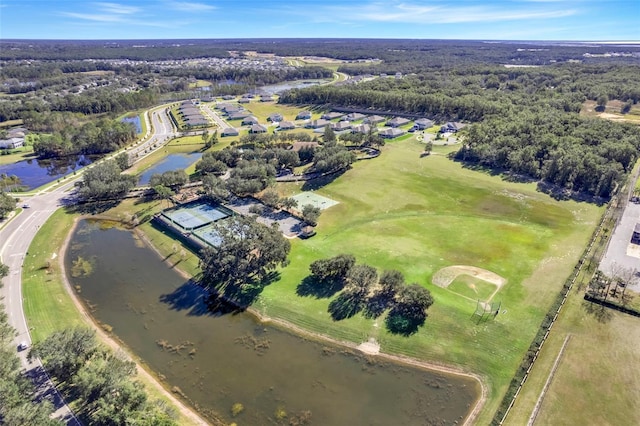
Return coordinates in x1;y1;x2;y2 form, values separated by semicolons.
379;128;405;139
291;141;319;152
440;122;466;133
351;124;372;134
296;110;312;120
221;95;235;100
250;124;267;134
386;117;411;128
184;117;208;127
414;118;434;130
242;116;260;125
331;121;352;131
221;128;239;137
228;111;251;120
260;95;273;102
363;115;385;125
278;121;295;130
222;105;243;114
238;97;251;104
0;137;24;149
343;112;366;122
268;113;284;122
306;118;330;129
321;112;344;120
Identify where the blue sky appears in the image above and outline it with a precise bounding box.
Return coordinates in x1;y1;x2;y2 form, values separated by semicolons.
0;1;638;41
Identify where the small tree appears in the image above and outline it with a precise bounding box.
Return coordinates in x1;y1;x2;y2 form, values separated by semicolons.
115;152;131;171
345;264;378;298
424;141;433;155
323;125;336;144
201;129;210;145
280;197;298;211
301;204;321;226
596;95;608;112
153;185;174;208
261;189;280;208
205;130;219;149
0;261;9;280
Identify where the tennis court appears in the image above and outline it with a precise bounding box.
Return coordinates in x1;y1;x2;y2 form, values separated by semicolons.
291;191;338;210
162;202;232;231
193;225;223;247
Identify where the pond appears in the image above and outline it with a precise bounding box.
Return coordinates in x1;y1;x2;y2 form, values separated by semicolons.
121;116;143;134
0;155;94;190
66;220;480;425
138;152;202;185
259;79;328;95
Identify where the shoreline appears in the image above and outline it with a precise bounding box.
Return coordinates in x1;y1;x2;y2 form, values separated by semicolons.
65;216;488;425
59;218;214;426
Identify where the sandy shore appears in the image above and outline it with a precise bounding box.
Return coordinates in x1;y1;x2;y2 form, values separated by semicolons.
61;217;487;426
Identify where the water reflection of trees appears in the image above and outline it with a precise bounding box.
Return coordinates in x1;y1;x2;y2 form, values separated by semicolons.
40;154;94;177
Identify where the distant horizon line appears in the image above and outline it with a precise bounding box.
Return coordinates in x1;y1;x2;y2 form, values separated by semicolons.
1;37;639;44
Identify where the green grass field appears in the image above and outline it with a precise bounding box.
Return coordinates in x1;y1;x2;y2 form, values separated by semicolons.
0;146;35;165
448;275;498;301
258;139;602;423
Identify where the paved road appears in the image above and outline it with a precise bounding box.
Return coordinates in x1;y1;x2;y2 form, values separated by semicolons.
599;200;640;291
0;103;177;425
0;181;82;425
200;103;230;129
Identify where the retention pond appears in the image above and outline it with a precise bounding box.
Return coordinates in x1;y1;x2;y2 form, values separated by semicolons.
66;219;480;425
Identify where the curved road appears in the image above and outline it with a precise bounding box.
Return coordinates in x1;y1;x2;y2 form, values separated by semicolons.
0;104;177;425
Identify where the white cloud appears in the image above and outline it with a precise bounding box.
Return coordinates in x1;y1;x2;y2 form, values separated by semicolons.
165;1;217;12
289;1;578;25
95;2;140;15
60;12;127;23
59;2;141;23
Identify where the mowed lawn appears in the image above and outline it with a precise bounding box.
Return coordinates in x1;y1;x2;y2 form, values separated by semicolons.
22;209;85;342
257;139;602;423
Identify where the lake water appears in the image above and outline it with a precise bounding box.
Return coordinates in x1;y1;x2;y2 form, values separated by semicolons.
138;152;202;185
259;80;328;95
0;155;94;190
66;220;480;425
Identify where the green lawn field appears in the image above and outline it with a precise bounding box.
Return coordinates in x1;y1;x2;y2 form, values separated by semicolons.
257;139;602;423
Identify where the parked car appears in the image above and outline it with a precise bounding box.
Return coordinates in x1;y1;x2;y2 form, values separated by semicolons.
22;204;30;208
17;341;28;351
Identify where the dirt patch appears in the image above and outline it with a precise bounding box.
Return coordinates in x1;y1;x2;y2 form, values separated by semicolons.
356;337;380;355
432;265;506;300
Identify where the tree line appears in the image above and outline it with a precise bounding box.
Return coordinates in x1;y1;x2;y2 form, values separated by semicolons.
29;327;178;425
455;110;640;198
